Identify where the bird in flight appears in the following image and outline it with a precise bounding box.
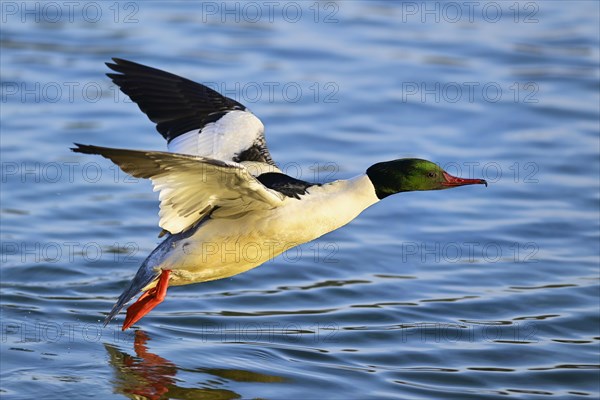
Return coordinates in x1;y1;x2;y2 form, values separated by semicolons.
72;59;487;330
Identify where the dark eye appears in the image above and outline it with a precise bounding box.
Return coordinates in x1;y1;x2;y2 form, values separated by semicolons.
427;172;436;178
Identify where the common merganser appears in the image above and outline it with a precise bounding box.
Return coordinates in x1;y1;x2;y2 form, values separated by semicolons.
72;59;487;330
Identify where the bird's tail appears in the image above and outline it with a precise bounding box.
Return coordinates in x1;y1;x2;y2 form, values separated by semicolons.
103;237;173;326
103;268;159;327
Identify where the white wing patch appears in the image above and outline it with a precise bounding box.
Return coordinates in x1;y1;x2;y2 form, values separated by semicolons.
166;131;198;156
168;110;265;160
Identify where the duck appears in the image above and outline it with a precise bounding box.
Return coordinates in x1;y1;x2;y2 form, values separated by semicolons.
72;58;487;330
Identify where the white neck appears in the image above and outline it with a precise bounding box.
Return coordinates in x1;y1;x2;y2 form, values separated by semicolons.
294;174;380;239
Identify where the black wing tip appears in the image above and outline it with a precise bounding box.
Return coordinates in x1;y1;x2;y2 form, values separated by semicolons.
105;57;129;69
106;57;166;77
70;142;85;152
71;143;102;155
107;57;135;67
105;58;146;78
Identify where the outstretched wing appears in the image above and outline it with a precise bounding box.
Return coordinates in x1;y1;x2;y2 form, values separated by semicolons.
106;58;275;165
72;144;285;234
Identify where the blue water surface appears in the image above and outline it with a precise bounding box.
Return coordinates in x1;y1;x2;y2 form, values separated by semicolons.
1;1;599;399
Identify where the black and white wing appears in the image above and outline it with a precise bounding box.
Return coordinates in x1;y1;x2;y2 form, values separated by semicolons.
71;144;285;234
106;58;275;165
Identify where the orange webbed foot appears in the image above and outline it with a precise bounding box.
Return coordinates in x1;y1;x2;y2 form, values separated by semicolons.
122;270;171;331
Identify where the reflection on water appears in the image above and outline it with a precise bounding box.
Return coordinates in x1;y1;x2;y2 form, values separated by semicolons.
105;330;286;399
105;331;180;399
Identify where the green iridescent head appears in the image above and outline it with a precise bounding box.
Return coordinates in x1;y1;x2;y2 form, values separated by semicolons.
366;158;487;199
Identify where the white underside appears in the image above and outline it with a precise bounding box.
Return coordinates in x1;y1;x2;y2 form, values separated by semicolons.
147;174;379;287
